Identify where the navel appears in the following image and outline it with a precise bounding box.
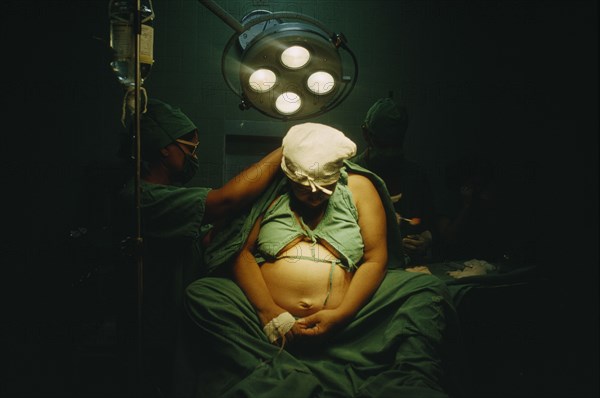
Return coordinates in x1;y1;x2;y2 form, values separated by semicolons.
298;301;313;309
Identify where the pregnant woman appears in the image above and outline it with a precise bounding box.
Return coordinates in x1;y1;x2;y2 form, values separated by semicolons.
185;123;459;398
234;122;387;344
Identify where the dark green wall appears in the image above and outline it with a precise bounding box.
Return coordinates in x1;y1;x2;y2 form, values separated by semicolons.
8;0;597;248
4;0;598;396
7;0;597;250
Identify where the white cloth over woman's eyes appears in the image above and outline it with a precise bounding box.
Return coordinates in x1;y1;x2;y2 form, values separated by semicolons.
281;122;357;195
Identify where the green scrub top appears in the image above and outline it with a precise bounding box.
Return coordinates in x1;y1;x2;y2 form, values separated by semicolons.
117;177;212;283
119;179;210;239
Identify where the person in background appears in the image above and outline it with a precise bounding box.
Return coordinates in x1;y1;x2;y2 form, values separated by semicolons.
115;98;283;397
436;154;504;262
352;97;438;266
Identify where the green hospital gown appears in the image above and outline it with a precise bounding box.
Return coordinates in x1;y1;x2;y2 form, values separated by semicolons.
185;270;460;398
184;163;463;398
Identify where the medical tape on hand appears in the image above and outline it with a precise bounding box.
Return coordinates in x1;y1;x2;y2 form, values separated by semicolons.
263;312;296;343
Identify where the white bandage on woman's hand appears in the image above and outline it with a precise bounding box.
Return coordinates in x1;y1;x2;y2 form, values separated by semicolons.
263;312;296;343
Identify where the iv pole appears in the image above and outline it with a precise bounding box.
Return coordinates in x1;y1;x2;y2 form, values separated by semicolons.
125;0;144;394
132;0;144;393
108;0;145;392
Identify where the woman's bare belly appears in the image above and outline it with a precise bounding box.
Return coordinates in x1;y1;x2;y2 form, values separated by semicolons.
260;240;353;317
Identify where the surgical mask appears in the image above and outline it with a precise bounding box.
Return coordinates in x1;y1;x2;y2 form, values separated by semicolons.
177;153;199;184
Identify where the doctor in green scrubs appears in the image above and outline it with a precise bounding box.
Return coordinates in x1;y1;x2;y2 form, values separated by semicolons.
116;98;283;397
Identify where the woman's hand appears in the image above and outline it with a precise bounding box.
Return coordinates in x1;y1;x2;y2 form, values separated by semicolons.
293;309;350;339
260;308;297;345
257;306;290;330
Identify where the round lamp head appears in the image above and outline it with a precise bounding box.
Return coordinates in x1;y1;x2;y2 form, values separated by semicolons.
237;21;346;120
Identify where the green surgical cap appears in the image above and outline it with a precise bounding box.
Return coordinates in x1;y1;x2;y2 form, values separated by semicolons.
363;98;408;146
140;99;197;156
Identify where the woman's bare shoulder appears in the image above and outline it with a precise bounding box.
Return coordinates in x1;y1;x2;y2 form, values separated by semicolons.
347;172;375;189
347;172;378;199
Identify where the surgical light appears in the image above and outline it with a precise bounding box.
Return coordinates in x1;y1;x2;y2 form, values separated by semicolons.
276;92;302;115
281;46;311;69
307;71;335;95
198;0;358;121
248;69;277;93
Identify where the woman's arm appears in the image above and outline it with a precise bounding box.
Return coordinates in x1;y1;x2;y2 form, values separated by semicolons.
233;213;292;335
295;173;387;336
336;173;388;317
203;147;283;225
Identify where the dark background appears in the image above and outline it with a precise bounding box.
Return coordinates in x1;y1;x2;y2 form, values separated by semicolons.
2;0;597;397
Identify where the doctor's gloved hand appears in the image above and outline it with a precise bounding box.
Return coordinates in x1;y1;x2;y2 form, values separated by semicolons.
402;230;432;256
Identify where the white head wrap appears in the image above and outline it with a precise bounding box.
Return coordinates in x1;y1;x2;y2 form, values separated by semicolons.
281;122;357;195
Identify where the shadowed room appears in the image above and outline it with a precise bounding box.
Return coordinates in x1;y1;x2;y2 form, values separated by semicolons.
3;1;598;397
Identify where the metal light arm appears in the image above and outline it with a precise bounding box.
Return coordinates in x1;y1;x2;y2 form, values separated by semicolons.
197;0;244;34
